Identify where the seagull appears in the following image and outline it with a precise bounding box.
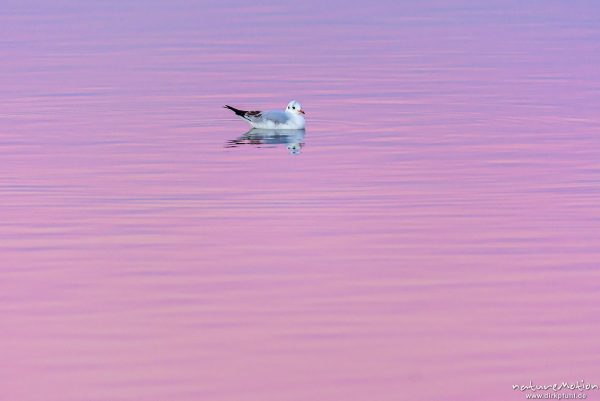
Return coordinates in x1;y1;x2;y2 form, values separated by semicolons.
224;100;306;129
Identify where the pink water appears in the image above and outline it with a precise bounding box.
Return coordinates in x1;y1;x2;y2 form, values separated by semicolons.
2;1;600;400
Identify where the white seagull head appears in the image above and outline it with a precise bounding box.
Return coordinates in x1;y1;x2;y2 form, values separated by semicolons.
286;100;305;115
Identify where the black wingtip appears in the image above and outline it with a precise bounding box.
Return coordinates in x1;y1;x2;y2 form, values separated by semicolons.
223;105;246;117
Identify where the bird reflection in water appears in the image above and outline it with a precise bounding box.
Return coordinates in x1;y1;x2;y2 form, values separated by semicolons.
226;128;305;155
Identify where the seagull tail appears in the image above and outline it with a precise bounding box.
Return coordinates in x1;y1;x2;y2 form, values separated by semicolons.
224;105;247;117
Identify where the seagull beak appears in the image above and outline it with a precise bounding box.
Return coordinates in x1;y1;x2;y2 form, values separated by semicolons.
299;109;305;115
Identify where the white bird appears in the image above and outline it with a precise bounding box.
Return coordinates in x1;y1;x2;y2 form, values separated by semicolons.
224;100;306;129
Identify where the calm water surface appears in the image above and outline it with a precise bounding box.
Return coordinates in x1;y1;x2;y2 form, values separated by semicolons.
2;1;600;400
